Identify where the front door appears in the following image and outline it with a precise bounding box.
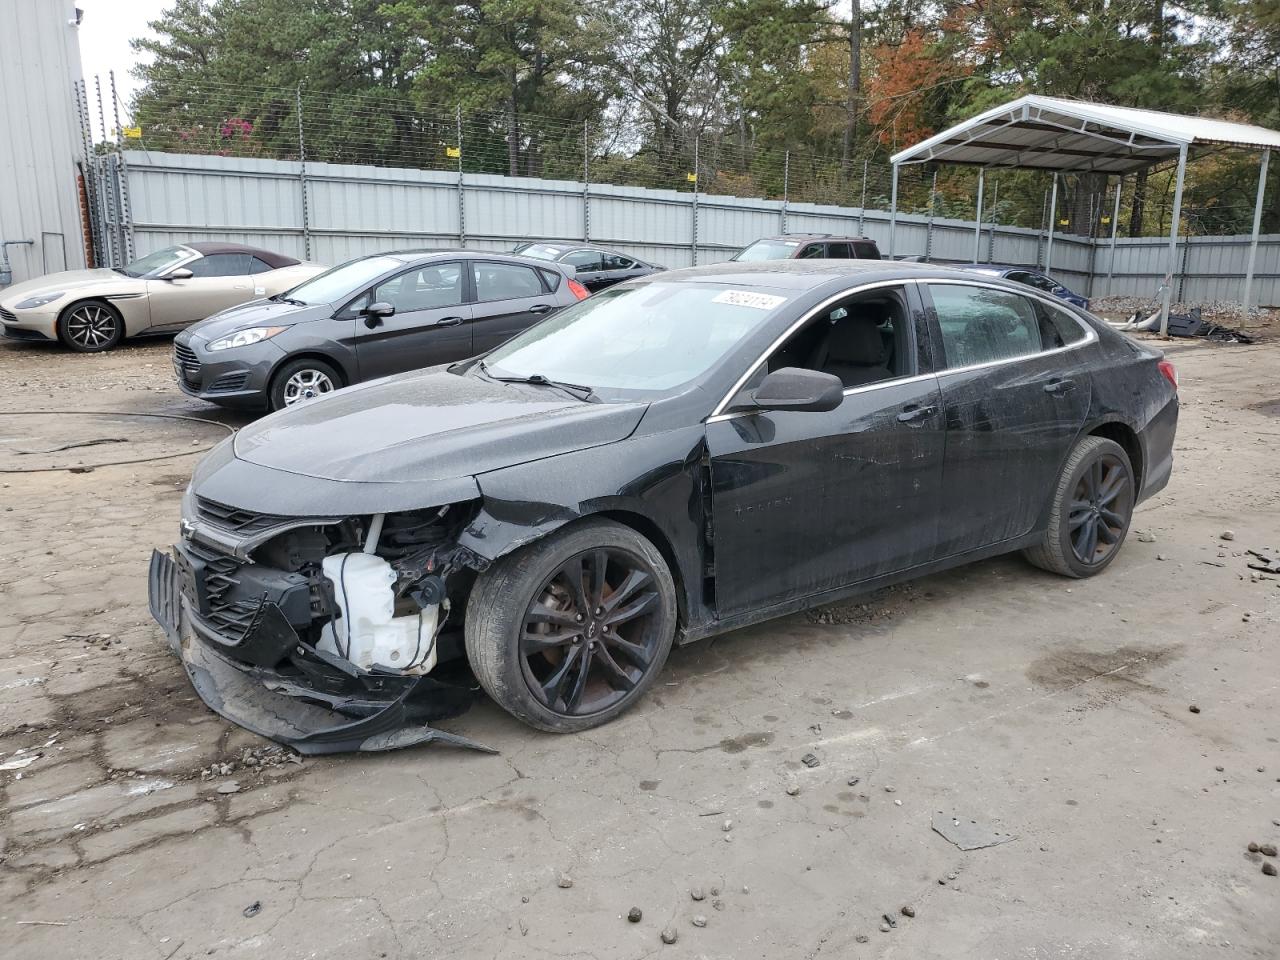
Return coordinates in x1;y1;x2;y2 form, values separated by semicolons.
707;284;945;618
470;260;559;352
354;262;472;380
145;253;255;330
922;281;1093;558
560;249;609;291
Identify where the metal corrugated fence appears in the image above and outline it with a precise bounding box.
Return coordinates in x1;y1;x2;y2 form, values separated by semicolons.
122;152;1279;306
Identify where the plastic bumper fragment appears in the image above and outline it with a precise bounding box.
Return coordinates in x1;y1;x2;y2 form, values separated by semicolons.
148;549;494;755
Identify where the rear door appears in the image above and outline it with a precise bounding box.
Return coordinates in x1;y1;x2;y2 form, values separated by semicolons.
825;241;854;258
921;281;1093;558
471;260;560;352
354;261;473;380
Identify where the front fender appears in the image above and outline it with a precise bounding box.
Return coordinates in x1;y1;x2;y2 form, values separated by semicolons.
456;427;710;631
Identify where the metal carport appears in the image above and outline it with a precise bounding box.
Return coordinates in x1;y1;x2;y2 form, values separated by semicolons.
887;95;1280;334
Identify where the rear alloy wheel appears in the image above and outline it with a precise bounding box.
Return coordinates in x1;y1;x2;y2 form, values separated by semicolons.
58;301;123;352
465;519;677;732
269;358;341;410
1024;435;1135;578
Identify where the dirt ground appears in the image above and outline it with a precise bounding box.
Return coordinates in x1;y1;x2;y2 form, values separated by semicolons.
1;334;1278;959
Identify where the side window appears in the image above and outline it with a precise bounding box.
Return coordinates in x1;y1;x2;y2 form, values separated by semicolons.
1035;300;1089;349
766;289;910;389
473;262;545;301
602;254;635;270
798;243;825;259
537;268;562;292
187;253;251;277
372;263;464;312
854;241;880;260
826;242;854;258
929;284;1045;368
249;257;274;274
563;250;604;272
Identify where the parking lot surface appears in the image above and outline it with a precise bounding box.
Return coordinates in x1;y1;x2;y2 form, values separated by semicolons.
1;336;1278;958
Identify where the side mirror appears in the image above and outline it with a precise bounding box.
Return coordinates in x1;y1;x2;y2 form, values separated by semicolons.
166;267;194;281
747;367;844;413
365;301;396;318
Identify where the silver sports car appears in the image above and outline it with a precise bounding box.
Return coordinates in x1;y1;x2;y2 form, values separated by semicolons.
0;242;324;352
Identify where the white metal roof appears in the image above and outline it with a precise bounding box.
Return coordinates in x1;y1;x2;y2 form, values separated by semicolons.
891;95;1280;173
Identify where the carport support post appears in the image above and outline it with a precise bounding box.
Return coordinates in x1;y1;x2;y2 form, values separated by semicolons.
781;150;790;233
1243;148;1270;314
456;105;466;248
1159;144;1189;338
972;167;985;262
691;135;700;265
888;163;899;258
582;120;591;243
295;85;311;262
1045;173;1059;276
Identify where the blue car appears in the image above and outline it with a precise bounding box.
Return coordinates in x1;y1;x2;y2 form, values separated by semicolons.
957;264;1089;310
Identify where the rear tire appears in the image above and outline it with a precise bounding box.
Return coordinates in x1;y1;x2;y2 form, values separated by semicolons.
465;518;677;733
1023;435;1135;578
268;357;342;410
57;300;124;352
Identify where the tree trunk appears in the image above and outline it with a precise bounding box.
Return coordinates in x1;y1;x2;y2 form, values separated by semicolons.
842;0;862;177
1129;167;1148;236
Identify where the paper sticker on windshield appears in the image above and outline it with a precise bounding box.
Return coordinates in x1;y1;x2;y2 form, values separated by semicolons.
712;290;787;311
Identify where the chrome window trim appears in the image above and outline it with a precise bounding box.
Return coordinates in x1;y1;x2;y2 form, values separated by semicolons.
706;275;1097;423
923;278;1097;378
707;278;922;420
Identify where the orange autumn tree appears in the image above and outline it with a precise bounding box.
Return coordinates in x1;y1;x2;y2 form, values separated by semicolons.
867;27;973;151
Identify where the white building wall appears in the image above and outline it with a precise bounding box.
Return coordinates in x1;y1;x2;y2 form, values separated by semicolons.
0;0;86;286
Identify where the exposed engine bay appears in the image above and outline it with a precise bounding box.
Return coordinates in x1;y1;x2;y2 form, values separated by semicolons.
149;496;496;754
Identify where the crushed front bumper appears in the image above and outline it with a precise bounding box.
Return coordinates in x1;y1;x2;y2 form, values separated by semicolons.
148;548;493;755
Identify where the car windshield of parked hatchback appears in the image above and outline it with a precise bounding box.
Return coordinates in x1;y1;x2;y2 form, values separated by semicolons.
119;245;196;278
482;282;791;393
285;256;403;305
733;239;801;261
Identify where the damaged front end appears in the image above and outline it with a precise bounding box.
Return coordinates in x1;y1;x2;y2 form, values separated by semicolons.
149;495;495;754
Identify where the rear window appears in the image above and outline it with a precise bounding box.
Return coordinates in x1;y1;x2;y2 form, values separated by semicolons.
734;239;801;261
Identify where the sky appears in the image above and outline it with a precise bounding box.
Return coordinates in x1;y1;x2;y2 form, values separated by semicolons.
75;0;171;120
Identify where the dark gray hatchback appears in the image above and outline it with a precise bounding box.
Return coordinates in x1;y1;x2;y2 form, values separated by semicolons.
173;250;588;410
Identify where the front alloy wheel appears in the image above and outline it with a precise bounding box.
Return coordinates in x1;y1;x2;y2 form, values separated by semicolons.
282;368;335;406
466;519;677;732
59;301;123;352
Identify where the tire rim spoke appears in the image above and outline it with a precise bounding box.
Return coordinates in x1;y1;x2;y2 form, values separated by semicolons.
563;647;592;712
605;590;658;627
540;644;583;707
602;569;652;613
593;642;635;691
520;629;577;654
527;602;579;628
557;556;591;615
603;630;651;670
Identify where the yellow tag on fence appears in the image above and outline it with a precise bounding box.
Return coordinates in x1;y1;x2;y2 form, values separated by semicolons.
121;126;142;139
445;146;461;159
686;172;697;183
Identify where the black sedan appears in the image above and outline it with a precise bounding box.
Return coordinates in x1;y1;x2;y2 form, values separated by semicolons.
149;260;1178;753
510;240;663;291
173;250;587;411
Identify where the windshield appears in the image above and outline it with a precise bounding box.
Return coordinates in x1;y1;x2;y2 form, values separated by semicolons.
284;256;403;305
120;245;196;278
733;239;801;261
483;282;792;395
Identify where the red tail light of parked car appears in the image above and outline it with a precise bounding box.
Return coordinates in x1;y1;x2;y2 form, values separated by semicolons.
567;278;591;300
1158;360;1178;391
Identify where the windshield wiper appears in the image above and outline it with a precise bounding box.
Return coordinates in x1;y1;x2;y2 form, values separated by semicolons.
269;294;306;305
477;361;596;401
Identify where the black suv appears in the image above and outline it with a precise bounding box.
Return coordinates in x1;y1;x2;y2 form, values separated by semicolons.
732;234;881;262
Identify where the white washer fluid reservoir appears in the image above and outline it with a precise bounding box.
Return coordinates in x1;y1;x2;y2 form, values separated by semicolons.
317;552;439;674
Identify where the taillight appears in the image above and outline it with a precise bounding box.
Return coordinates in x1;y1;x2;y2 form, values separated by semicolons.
1158;360;1178;392
567;278;590;300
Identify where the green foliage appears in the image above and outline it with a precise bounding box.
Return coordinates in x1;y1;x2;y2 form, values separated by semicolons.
127;0;1279;234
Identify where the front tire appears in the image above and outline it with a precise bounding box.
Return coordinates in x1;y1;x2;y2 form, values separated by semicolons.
58;300;124;352
1024;435;1135;578
269;357;342;410
465;518;678;733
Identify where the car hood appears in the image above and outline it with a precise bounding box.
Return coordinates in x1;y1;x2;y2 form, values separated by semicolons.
182;299;331;342
233;368;649;484
0;268;141;304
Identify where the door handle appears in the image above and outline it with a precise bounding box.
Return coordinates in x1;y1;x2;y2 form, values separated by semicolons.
528;304;553;315
434;316;464;327
897;404;938;424
1044;378;1076;395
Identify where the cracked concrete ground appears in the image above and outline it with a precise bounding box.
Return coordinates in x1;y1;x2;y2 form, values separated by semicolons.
1;335;1278;959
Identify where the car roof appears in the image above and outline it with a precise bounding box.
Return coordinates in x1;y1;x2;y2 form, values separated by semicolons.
750;234;876;243
371;249;570;270
954;263;1045;273
646;259;998;291
187;242;300;268
519;240;648;259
